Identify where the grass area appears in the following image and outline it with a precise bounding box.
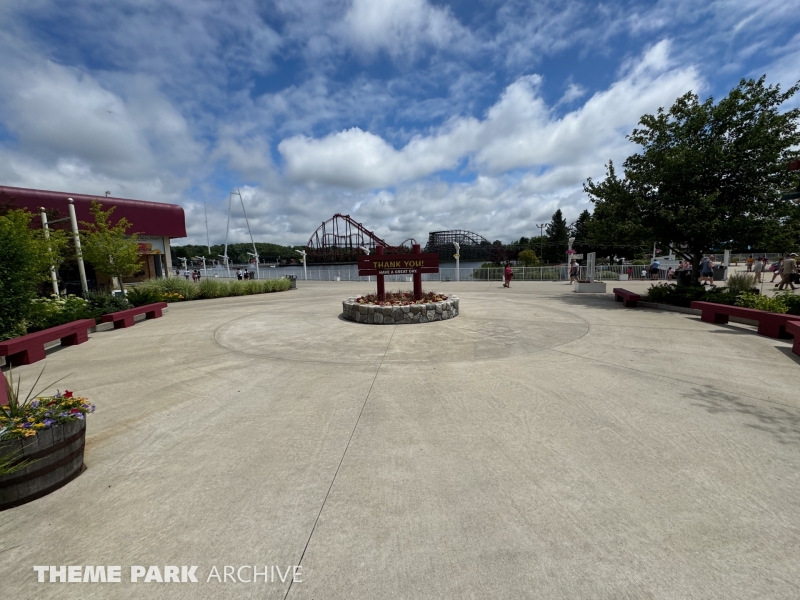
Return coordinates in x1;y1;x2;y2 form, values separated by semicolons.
127;277;291;306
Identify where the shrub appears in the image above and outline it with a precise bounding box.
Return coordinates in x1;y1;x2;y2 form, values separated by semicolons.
735;292;788;313
644;283;738;308
227;281;246;296
775;291;800;316
197;278;227;299
83;291;131;314
0;210;66;340
25;295;97;332
725;272;756;295
126;286;164;307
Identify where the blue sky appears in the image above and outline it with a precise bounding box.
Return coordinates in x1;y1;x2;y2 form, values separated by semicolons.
0;0;798;246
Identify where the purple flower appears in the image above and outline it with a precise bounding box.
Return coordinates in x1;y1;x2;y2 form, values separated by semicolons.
21;422;32;428
43;419;56;427
90;405;96;413
31;400;39;408
75;414;85;420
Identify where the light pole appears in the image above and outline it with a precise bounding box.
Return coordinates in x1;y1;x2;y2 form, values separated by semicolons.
295;249;307;280
247;252;260;280
192;256;207;276
453;242;460;282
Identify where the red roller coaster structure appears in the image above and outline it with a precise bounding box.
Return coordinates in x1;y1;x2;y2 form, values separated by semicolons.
306;213;417;263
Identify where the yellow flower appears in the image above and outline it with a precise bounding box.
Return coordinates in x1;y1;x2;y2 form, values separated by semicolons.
34;423;45;429
23;430;37;437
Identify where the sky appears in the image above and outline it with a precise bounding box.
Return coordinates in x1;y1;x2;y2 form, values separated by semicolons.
1;1;798;247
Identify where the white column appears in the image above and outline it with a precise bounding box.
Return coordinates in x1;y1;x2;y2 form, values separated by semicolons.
68;198;88;294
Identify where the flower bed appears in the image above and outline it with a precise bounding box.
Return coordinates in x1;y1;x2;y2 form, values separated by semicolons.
343;294;459;324
354;290;447;307
0;390;94;440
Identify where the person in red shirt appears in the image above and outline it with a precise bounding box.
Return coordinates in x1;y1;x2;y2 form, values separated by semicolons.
503;262;514;288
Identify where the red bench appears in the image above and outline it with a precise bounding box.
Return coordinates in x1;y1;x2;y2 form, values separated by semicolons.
786;321;800;357
0;319;96;367
613;288;641;308
690;301;796;339
100;302;168;329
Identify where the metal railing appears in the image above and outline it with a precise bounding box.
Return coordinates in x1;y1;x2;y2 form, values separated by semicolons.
218;264;655;283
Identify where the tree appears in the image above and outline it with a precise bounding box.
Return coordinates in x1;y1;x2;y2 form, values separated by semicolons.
585;77;800;282
0;210;66;340
81;201;141;292
571;210;593;257
517;248;539;266
544;209;570;263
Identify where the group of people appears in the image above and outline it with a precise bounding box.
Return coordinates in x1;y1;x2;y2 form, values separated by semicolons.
183;270;203;282
235;269;254;280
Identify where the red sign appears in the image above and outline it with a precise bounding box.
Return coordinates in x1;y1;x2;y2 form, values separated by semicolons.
358;253;439;276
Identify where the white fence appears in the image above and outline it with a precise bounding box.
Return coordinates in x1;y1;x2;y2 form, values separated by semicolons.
215;264;662;283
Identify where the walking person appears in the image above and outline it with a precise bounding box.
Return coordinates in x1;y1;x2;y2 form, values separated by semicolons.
776;253;798;291
503;262;514;288
770;258;783;283
236;268;242;280
753;256;764;283
699;255;715;285
196;270;202;282
184;270;190;281
569;260;579;284
746;255;754;272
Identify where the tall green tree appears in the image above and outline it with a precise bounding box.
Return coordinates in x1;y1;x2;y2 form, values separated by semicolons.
585;76;800;282
544;209;570;263
0;210;66;340
81;201;141;292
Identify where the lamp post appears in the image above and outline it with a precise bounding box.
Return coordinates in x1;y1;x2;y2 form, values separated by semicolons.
295;249;307;280
192;256;207;276
453;242;460;282
67;198;88;294
247;252;260;280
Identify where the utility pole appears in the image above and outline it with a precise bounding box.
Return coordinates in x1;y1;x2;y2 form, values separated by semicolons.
536;223;546;263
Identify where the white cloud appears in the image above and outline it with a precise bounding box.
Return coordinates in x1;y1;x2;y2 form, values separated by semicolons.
279;41;700;190
339;0;471;60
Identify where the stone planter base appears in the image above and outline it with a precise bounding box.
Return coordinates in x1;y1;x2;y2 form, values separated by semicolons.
574;282;607;293
342;296;459;324
618;274;629;281
0;419;86;511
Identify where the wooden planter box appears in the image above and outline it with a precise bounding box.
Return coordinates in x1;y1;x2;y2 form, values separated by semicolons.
0;419;86;511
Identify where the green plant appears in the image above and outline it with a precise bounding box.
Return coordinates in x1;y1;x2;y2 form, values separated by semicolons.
1;367;93;442
0;209;67;340
83;291;131;314
775;291;800;315
197;278;227;299
80;201;141;292
735;292;788;313
725;272;757;294
126;286;163;307
25;295;97;332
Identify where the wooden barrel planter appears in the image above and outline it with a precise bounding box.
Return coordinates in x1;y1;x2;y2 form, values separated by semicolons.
0;419;86;511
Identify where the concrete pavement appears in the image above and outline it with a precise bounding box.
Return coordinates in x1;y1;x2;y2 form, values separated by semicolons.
1;280;798;599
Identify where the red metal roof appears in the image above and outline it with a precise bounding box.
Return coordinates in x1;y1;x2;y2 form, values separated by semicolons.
0;186;186;238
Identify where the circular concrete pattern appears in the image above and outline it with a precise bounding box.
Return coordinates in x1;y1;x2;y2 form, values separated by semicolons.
214;294;588;364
